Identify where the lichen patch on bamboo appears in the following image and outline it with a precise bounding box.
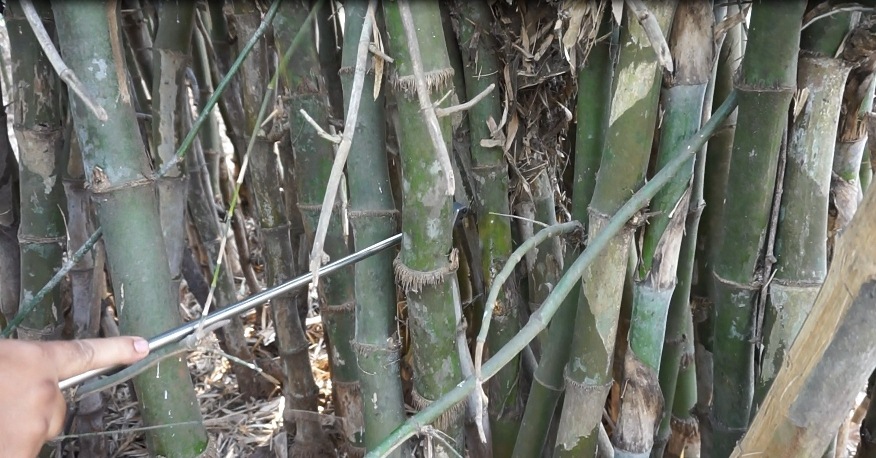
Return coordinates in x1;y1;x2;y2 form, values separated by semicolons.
14;127;62;195
609;60;654;127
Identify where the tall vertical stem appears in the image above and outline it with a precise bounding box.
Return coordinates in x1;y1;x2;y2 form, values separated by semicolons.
709;2;806;455
53;1;208;455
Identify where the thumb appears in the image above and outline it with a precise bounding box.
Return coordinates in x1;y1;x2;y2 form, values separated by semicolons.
40;336;150;380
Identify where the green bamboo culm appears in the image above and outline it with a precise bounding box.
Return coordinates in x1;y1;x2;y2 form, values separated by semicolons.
366;90;740;458
150;0;194;375
6;0;67;341
708;1;807;455
383;0;466;452
861;146;873;192
690;7;743;449
554;2;678;456
341;0;408;453
229;1;329;452
657;6;732;455
51;1;209;455
512;6;612;456
274;1;365;452
755;13;852;407
519;169;562;354
451;0;524;454
618;2;714;456
65;130;111;455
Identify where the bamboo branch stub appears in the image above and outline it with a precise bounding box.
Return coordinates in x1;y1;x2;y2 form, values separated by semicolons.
435;83;496;118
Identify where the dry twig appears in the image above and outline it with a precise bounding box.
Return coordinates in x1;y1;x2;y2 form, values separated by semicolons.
397;0;456;196
625;0;674;73
305;0;377;305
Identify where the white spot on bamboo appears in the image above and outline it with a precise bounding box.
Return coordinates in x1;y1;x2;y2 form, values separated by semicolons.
88;58;108;81
609;60;652;126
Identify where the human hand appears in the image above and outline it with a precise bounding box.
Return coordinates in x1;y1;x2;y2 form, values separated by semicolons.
0;336;149;458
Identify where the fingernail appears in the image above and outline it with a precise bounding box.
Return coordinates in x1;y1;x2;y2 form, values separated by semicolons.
133;338;149;353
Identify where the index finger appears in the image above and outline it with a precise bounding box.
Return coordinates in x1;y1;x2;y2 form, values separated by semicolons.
39;337;150;380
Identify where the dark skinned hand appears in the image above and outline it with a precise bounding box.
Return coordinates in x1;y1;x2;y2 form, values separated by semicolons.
0;336;149;457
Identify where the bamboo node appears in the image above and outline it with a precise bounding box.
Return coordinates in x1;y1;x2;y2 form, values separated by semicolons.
410;388;467;433
348;208;399;221
670;413;699;436
351;338;402;367
297;201;343;213
16;234;66;245
712;270;761;291
322;301;356;314
256;222;292;235
562;372;613;393
89;167;153;194
588;206;640;230
393;248;459;292
390;68;455;95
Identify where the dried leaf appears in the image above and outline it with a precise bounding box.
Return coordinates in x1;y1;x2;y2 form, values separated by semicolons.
793;87;810;121
561;0;592;68
504;112;520;153
481;116;506;148
371;10;384;100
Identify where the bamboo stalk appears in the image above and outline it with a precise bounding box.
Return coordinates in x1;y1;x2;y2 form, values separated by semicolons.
755;28;851;407
203;1;247;166
317;0;345;121
183;109;271;399
191;21;224;201
653;4;722;455
451;5;526;450
228;1;329;452
52;1;209;454
829;15;876;260
341;1;408;453
691;7;743;448
150;4;194;396
554;2;678;455
618;3;713;455
120;0;154;92
383;0;466;452
64;131;111;455
275;0;366;452
513;7;612;456
366;90;739;458
709;2;807;455
731;184;876;458
7;0;67;341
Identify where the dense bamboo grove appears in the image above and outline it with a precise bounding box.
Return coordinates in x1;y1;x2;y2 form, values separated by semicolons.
2;0;876;457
